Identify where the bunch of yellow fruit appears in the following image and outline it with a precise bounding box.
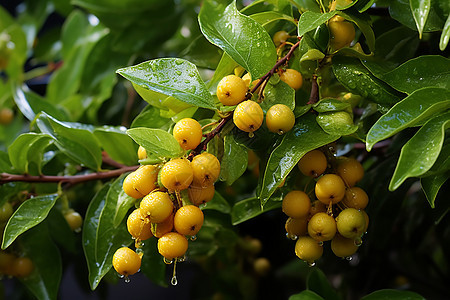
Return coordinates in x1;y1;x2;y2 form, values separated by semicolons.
283;149;369;265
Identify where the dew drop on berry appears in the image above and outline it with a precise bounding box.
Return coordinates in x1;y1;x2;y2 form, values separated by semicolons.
136;248;144;255
318;241;324;246
74;227;82;233
307;261;316;267
345;256;353;261
190;235;197;241
164;257;173;265
124;275;131;283
286;233;298;240
277;130;284;135
171;275;178;286
118;274;125;279
354;237;363;247
177;255;186;263
248;132;255;138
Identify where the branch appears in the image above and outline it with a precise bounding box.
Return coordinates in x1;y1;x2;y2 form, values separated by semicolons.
0;165;139;185
307;75;319;104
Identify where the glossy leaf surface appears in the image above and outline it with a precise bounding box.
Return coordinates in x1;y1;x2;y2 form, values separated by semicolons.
220;135;248;185
231;197;281;225
8;133;53;174
127;127;183;159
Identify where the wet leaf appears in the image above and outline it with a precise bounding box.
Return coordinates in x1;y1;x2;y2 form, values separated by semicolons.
94;126;138;166
366;87;450;150
112;189;136;228
307;268;340;300
231;197;281;225
297;11;337;37
421;173;449;208
316;111;358;136
140;237;167;287
127;127;183;159
361;289;425;300
313;98;351;113
8;133;53;174
202;191;231;214
250;11;296;26
260;80;296;112
410;0;431;38
289;290;324;300
220;135;248;185
439;15;450;50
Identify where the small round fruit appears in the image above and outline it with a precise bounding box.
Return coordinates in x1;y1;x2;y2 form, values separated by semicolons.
336;208;366;239
315;174;346;205
279;69;303;90
0;252;16;275
157;232;189;260
112;247;141;276
285;217;308;237
0;202;13;222
233;100;264;133
123;172;145;199
127;208;152;240
64;210;83;231
140;192;174;223
328;18;355;50
0;108;14;125
309;200;327;217
216;75;248;106
132;165;159;196
282;190;311;218
191;152;221;187
331;234;359;258
343;187;369;210
12;257;34;277
273;30;290;46
151;213;174;238
173;118;203;150
253;257;271;276
188;184;215;206
307;212;337;242
160;158;193;191
295;236;323;263
336;157;364;187
174;205;204;236
298;150;328;178
265;104;295;134
137;146;147;160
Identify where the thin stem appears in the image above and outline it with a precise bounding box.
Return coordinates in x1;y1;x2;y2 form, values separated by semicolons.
307;75;319;104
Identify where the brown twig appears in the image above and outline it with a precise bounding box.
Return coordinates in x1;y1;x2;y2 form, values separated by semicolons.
307;75;319;104
102;152;127;168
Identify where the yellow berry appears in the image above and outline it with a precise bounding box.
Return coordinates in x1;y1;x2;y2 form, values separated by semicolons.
173;118;203;150
307;212;337;242
112;247;141;276
309;200;327;217
298;150;328;178
140;191;174;223
191;152;221;187
343;187;369;210
279;69;303;90
233;100;264;133
157;232;189;260
328;18;355;50
64;210;83;231
285;217;308;237
253;257;271;276
315;174;346;205
132;165;159;196
273;30;290;46
188;184;215;206
0;108;13;125
242;73;261;94
127;208;153;240
295;236;323;263
265;104;295;134
11;257;34;277
336;157;364;187
160;158;193;191
174;205;204;236
331;234;359;258
0;252;16;275
282;190;311;218
336;208;366;239
216;75;248;106
151;213;174;238
123;172;145;199
137;146;147;160
0;202;13;222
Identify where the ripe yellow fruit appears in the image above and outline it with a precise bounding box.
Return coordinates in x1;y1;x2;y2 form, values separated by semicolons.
217;75;248;106
12;257;34;277
309;200;327;217
0;108;14;125
336;208;366;239
307;212;337;242
160;158;193;191
173;118;203;150
343;187;369;210
132;165;159;196
123;172;145;199
298;150;328;178
285;217;308;237
273;30;290;46
328;17;355;50
233;100;264;133
295;236;323;263
315;174;346;205
112;247;141;276
64;210;83;231
242;73;261;94
174;205;204;236
140;191;174;223
127;208;153;240
0;202;13;222
331;234;359;258
336;157;364;187
151;213;174;238
282;190;311;218
253;257;271;276
191;152;221;187
279;69;303;90
157;232;189;260
137;146;147;160
265;104;295;134
188;184;215;206
0;252;16;275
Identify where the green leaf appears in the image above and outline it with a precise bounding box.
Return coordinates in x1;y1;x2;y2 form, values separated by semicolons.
201;191;231;214
421;173;449;208
19;223;62;300
117;58;215;110
199;0;277;79
389;0;445;33
231;197;281;225
260;80;296;112
313;98;351;113
410;0;431;38
374;26;420;64
82;176;133;290
439;15;450;50
113;189;136;228
300;49;325;63
47;208;77;254
332;56;401;105
94;126;138;166
316;111;358;136
207;52;239;93
8;133;53;174
180;35;223;70
259;114;340;206
361;289;425;300
289;290;324;300
250;11;297;26
422;142;450;176
337;10;376;53
140;237;167;287
2;194;59;249
130;105;172;130
127;127;183;159
297;11;337;37
389;111;450;191
381;55;450;94
220;135;248;185
366;87;450;150
36;113;103;170
307;269;340;300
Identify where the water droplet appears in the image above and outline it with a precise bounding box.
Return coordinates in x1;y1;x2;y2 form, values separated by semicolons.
118;274;124;279
190;235;197;241
347;81;356;89
318;241;324;246
345;256;353;261
164;257;173;264
140;84;148;89
354;237;363;247
176;70;182;76
286;233;298;240
124;275;131;283
176;255;186;263
278;130;284;135
307;261;316;267
248;132;255;138
136;247;144;255
75;227;82;233
171;276;178;286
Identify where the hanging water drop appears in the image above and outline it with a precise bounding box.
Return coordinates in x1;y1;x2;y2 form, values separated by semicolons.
318;241;324;246
171;276;178;286
74;227;82;233
124;275;131;283
345;256;353;261
307;261;316;267
190;235;197;241
354;237;363;247
177;255;186;263
248;132;255;138
164;257;173;264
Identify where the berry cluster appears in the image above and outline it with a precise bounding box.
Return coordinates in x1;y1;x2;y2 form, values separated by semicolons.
113;118;220;284
283;149;369;265
0;251;34;278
